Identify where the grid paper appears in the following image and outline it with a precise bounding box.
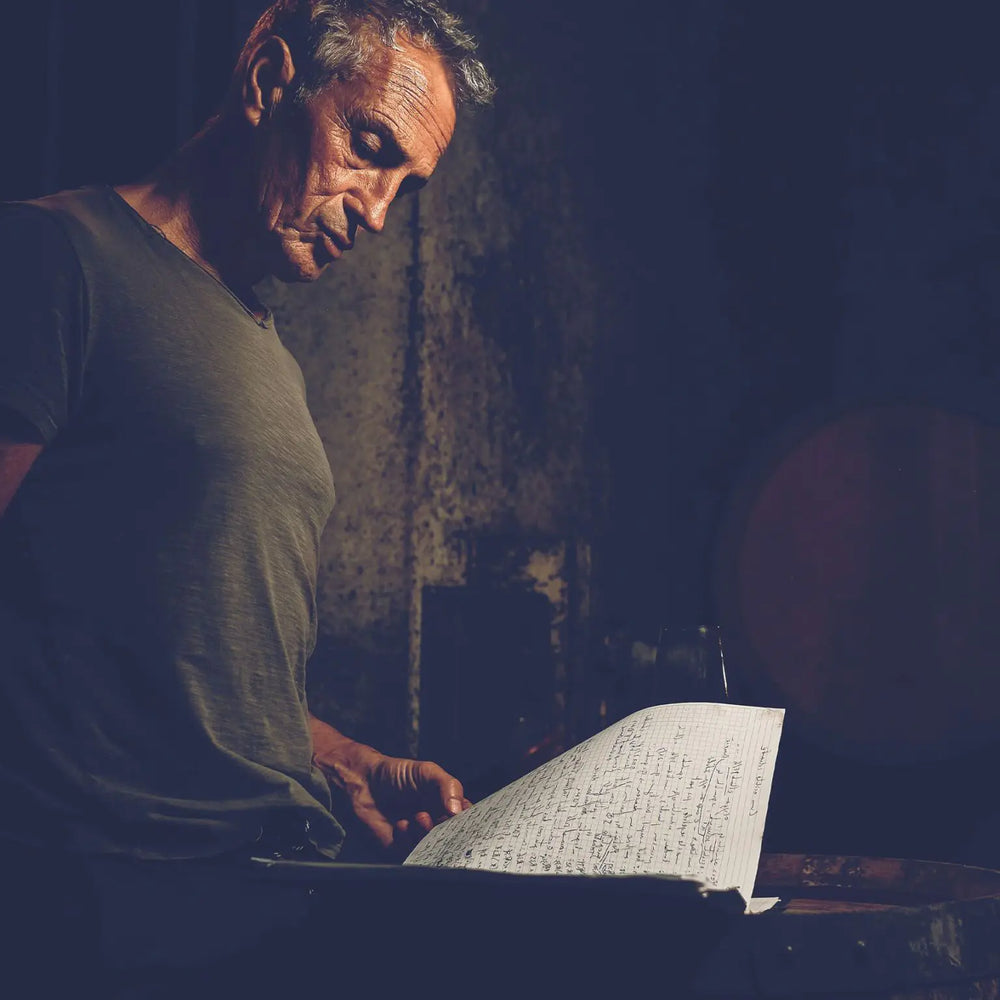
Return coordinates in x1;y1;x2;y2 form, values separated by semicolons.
405;702;784;905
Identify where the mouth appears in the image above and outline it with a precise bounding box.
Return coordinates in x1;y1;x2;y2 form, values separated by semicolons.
319;229;352;259
318;234;342;261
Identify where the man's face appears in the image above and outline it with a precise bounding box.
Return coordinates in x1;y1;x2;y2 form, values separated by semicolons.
254;37;457;281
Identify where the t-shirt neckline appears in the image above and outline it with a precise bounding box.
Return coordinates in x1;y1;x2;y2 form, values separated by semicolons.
102;185;274;330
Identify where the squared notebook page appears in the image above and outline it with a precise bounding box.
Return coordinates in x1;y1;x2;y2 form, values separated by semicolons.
405;702;784;905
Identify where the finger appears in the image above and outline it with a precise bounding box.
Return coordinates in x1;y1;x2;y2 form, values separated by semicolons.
413;811;434;833
394;817;417;845
391;819;420;859
418;761;466;815
434;799;472;824
354;804;396;850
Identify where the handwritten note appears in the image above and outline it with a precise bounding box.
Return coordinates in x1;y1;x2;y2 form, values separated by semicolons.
404;702;784;906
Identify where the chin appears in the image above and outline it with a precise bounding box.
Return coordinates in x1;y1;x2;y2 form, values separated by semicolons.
265;235;332;283
272;253;328;284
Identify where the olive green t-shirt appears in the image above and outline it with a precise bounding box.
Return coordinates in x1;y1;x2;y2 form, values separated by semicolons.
0;186;345;859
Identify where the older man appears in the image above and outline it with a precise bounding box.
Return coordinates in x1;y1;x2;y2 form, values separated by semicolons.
0;0;493;991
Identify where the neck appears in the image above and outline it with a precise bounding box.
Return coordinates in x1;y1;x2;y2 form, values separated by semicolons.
115;115;268;315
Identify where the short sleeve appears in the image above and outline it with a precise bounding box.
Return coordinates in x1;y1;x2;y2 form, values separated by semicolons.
0;204;87;443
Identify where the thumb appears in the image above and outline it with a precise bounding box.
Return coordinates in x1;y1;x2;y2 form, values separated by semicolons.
420;760;466;815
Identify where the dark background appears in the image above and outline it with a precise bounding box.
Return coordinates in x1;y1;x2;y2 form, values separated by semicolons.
5;1;1000;869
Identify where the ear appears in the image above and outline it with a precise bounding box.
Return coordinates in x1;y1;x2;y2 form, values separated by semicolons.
243;35;297;126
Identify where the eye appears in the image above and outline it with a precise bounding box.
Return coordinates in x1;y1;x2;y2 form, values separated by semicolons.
353;130;383;161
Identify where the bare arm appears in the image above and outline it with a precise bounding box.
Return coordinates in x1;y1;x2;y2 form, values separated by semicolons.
0;439;42;519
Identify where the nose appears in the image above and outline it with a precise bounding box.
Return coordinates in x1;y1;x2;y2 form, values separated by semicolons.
349;172;407;235
347;190;390;235
362;197;390;234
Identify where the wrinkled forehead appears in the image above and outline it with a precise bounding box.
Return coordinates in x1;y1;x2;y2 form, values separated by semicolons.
348;37;457;151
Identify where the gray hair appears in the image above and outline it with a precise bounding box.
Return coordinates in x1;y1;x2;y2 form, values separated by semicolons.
237;0;495;108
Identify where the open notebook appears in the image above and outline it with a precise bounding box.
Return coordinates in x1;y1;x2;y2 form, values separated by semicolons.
405;702;784;912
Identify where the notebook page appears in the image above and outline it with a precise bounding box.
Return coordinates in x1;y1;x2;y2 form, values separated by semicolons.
405;702;784;905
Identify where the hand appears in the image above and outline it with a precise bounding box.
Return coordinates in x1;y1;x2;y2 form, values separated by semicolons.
309;715;472;859
364;752;473;854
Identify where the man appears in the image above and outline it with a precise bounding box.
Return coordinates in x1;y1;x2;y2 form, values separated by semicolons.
0;0;493;991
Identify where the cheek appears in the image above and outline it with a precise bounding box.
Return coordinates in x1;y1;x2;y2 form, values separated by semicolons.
266;126;354;228
304;156;354;200
302;129;356;198
255;156;304;229
256;118;320;224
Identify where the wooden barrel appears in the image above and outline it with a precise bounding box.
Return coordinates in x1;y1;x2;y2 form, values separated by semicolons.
696;853;1000;998
714;401;1000;763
